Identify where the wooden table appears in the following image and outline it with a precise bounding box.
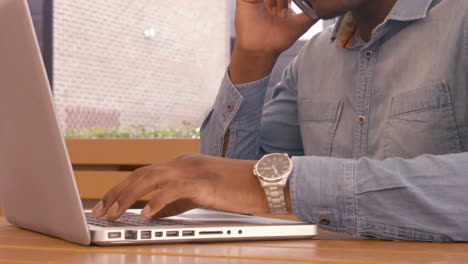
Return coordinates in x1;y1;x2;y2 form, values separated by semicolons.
1;217;467;264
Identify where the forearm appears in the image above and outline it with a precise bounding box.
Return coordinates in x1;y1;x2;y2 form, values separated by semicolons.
290;152;468;241
229;48;279;85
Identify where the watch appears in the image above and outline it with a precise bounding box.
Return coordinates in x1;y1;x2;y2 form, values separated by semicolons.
253;153;293;214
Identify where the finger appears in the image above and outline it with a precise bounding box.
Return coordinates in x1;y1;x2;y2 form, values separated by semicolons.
104;176;156;222
275;0;289;18
141;181;196;219
92;166;148;218
264;0;277;16
105;167;175;221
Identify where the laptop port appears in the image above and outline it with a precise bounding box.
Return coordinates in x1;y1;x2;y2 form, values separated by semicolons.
199;231;223;235
108;232;122;239
166;231;179;237
140;231;151;239
182;230;195;237
125;230;137;240
154;231;163;237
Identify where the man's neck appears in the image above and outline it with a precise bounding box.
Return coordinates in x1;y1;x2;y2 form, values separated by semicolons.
351;0;398;42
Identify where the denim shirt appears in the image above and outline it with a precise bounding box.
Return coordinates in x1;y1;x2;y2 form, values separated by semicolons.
201;0;468;241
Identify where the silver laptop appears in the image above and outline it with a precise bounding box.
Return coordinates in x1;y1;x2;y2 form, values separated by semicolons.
0;0;316;246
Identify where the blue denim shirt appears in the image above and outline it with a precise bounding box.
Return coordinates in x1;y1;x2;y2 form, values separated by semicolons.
201;0;468;241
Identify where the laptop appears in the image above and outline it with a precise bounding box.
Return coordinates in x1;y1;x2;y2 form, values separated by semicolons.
0;0;316;246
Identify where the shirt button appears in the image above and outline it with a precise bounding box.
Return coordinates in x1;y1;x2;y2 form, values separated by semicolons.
319;217;331;225
365;50;373;61
227;104;234;112
357;115;367;125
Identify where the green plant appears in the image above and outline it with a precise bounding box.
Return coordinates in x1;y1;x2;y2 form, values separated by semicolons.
64;126;200;139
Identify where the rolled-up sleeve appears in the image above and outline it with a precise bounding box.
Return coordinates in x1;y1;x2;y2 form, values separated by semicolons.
200;71;270;158
201;53;305;160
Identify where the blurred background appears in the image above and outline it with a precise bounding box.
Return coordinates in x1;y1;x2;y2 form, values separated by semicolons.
28;0;333;139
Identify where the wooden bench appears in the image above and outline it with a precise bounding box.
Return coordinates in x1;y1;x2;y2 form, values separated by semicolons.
0;139;200;215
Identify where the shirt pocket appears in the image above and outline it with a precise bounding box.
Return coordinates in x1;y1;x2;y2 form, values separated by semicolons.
298;99;343;156
384;81;462;159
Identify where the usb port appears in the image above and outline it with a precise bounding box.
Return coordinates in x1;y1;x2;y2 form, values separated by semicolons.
182;230;195;237
166;231;179;237
107;232;122;239
154;231;163;237
141;231;151;239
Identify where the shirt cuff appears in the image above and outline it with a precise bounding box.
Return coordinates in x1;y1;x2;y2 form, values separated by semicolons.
212;70;270;131
289;156;357;235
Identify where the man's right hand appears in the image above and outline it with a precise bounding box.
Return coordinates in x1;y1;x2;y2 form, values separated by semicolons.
230;0;317;84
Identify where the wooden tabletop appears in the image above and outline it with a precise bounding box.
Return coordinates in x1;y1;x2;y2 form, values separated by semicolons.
1;217;467;264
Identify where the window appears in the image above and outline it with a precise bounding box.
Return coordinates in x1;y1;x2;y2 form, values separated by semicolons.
52;1;230;138
31;1;331;139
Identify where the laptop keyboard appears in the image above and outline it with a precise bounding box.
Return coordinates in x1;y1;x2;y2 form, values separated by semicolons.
85;212;190;227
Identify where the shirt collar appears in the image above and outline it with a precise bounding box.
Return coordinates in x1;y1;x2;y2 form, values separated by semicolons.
331;0;434;43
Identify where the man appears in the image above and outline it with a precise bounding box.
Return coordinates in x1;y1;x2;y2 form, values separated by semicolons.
92;0;468;241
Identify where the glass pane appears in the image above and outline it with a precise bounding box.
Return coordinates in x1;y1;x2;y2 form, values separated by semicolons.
53;0;230;139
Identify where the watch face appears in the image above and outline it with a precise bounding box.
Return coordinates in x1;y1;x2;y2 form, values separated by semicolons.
257;154;291;182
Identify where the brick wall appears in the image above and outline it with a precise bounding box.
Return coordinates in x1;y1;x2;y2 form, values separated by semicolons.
53;0;230;131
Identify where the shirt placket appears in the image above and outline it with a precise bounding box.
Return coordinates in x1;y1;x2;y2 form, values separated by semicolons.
353;45;378;159
351;20;399;159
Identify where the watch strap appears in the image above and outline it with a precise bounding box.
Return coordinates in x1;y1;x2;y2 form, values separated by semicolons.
265;186;288;214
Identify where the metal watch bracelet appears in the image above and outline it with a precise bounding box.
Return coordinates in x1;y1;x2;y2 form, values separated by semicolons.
264;186;288;214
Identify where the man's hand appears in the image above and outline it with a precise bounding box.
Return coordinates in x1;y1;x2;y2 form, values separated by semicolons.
235;0;316;55
91;155;269;221
230;0;317;84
